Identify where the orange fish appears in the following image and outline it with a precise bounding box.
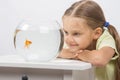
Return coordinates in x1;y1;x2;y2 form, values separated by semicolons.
24;39;32;48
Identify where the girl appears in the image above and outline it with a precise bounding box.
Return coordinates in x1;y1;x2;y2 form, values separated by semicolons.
58;0;120;80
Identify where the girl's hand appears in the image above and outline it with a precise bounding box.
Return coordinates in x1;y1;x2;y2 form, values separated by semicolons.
58;49;78;59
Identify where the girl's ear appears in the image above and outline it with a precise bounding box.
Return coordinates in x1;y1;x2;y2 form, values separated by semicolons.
93;27;103;40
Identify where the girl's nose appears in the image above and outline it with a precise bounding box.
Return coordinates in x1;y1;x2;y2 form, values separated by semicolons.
65;35;74;44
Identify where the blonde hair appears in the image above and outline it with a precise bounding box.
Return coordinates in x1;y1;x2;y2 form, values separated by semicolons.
63;0;120;80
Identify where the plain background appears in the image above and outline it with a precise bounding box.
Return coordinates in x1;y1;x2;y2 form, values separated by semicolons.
0;0;120;55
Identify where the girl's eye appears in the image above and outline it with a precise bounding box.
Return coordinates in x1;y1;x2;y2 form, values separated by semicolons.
73;33;80;36
64;31;68;35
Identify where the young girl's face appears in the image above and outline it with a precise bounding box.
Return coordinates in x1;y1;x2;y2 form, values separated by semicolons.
63;16;96;51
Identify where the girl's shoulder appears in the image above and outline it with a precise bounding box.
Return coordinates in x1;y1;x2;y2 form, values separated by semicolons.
96;30;115;49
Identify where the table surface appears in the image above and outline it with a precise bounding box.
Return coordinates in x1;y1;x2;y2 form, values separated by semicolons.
0;54;92;70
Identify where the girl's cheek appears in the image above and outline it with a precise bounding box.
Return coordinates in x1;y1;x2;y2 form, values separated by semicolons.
74;37;81;43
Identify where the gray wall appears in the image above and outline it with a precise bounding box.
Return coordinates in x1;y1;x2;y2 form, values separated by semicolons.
0;0;120;55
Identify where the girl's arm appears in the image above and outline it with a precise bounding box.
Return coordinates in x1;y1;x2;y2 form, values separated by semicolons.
76;47;115;67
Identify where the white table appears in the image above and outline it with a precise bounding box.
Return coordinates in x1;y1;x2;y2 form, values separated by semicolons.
0;54;94;80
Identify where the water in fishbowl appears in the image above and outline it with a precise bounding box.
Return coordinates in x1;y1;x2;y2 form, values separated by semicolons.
14;20;64;62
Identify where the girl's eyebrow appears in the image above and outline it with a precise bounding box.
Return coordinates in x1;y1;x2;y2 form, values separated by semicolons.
72;29;81;32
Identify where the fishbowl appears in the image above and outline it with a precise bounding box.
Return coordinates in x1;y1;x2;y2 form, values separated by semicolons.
14;19;64;62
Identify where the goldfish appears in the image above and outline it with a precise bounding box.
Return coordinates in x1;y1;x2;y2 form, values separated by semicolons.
24;39;32;48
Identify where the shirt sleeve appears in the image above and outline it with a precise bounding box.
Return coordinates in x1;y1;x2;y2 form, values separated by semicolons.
96;30;119;60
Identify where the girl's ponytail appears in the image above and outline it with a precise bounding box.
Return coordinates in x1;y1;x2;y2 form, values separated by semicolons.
108;25;120;80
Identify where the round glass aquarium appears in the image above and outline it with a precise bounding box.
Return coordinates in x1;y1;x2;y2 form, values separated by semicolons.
14;20;64;62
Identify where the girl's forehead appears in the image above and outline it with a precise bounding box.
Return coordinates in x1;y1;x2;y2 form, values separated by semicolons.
63;16;90;30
